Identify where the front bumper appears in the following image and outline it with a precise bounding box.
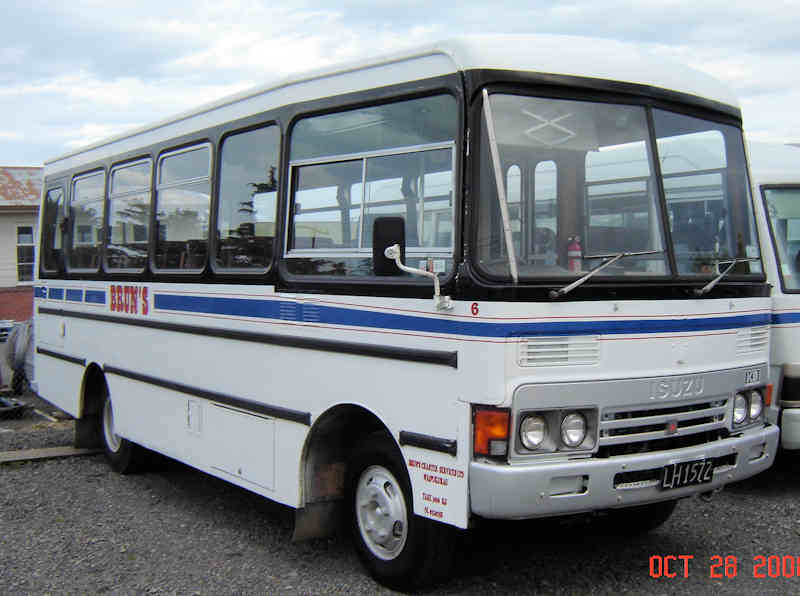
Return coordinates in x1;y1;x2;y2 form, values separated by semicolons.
469;424;778;519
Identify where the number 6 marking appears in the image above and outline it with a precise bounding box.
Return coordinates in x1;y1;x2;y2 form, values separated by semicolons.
471;303;479;316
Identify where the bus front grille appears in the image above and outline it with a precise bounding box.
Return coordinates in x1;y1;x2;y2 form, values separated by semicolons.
596;398;729;457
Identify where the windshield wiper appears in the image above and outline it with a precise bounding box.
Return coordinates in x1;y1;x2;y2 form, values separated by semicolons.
549;250;663;299
693;258;761;296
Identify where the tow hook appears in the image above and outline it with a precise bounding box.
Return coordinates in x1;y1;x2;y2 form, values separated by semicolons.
699;488;721;502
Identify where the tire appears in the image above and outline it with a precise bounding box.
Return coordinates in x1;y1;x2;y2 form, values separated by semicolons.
598;499;678;536
347;432;456;591
10;368;27;396
100;393;145;474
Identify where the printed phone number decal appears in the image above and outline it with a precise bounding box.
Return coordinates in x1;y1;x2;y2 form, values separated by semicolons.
408;458;464;521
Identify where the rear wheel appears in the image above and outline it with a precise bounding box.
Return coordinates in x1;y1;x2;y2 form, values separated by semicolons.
10;368;26;396
101;394;144;474
347;432;455;591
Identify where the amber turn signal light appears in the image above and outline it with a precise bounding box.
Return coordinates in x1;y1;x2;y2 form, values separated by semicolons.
473;407;510;457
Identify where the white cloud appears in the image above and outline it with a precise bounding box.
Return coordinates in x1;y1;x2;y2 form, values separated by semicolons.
3;0;800;164
63;123;135;149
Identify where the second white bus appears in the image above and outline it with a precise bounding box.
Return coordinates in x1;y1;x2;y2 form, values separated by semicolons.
749;142;800;449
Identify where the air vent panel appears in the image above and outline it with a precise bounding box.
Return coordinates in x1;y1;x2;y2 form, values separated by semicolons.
518;335;600;367
737;325;769;357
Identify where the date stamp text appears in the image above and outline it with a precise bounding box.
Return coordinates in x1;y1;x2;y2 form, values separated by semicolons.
649;555;800;579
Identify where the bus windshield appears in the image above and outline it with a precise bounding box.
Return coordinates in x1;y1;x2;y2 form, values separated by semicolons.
475;93;762;281
764;186;800;290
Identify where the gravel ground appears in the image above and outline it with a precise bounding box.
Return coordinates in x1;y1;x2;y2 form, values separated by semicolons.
2;392;799;595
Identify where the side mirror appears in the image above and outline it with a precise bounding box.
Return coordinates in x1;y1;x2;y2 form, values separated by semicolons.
372;216;405;276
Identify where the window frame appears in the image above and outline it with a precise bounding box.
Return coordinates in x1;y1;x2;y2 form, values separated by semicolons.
467;85;765;288
152;142;213;275
106;157;153;274
67;168;106;274
39;184;66;275
760;183;800;294
285;140;457;261
16;224;36;284
212;122;281;276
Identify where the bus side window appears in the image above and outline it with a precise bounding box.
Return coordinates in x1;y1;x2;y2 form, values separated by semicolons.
216;125;280;271
290;160;362;251
286;94;458;278
362;149;454;254
154;144;211;271
107;159;151;272
68;171;105;272
40;187;65;273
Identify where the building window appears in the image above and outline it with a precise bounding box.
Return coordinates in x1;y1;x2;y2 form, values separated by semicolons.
17;225;35;282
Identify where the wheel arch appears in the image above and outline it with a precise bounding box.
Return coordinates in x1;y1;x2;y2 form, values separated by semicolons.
74;362;108;448
78;362;108;417
293;403;398;541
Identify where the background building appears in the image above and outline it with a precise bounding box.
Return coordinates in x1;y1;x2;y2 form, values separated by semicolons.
0;166;42;321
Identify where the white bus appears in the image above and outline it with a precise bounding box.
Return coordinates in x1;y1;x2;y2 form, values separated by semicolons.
34;35;778;590
749;142;800;449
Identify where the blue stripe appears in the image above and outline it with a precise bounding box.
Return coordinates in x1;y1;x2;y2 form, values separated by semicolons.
48;288;64;300
66;289;84;302
85;290;106;305
154;293;771;339
773;313;800;325
34;286;47;299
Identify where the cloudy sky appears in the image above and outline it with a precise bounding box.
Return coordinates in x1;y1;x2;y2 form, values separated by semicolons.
2;0;799;166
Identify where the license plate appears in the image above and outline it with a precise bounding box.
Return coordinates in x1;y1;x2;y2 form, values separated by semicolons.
661;459;714;490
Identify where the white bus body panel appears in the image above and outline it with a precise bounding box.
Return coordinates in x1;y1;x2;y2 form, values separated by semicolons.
748;142;800;447
34;280;772;527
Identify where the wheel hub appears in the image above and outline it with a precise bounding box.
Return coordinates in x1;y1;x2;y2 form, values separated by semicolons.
356;465;408;560
102;399;122;453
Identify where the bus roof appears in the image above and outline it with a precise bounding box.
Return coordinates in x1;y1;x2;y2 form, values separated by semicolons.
748;141;800;186
45;35;740;173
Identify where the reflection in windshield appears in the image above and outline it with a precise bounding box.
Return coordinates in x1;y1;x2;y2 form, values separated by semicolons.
654;110;761;276
764;187;800;290
477;95;666;279
476;93;762;281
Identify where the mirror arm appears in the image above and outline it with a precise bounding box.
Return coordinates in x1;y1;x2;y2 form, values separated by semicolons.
384;244;453;311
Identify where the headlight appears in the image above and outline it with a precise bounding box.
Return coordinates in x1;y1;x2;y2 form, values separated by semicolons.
749;390;763;420
561;412;587;447
733;393;748;424
520;415;547;450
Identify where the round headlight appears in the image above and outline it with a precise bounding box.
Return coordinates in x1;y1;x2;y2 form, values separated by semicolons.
520;415;547;450
749;390;763;420
733;393;748;424
561;412;587;448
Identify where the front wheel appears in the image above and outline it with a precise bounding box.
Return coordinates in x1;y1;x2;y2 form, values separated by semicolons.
101;394;145;474
347;433;455;591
